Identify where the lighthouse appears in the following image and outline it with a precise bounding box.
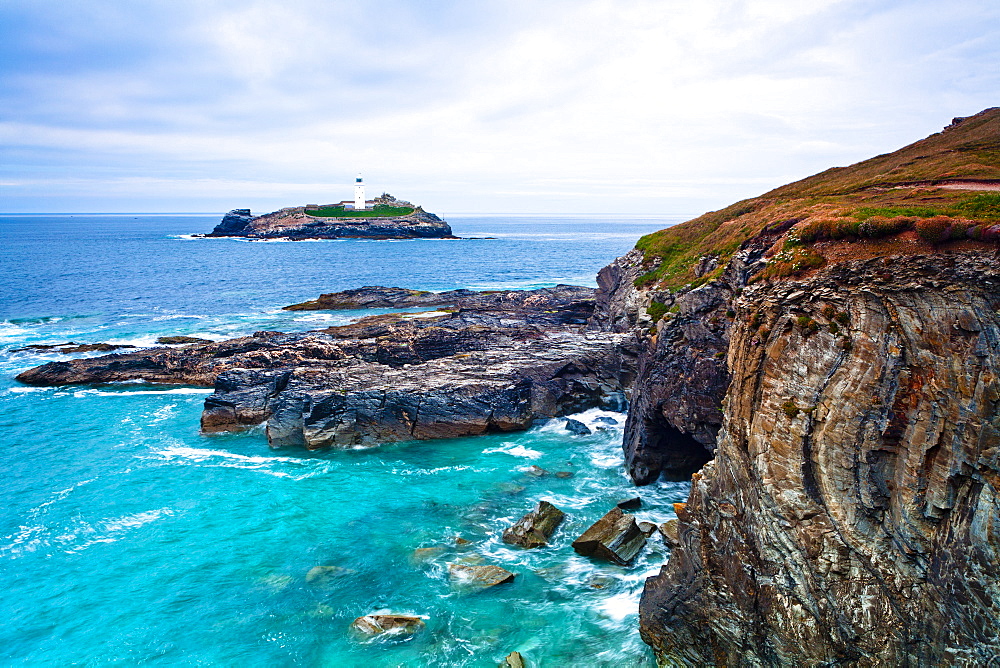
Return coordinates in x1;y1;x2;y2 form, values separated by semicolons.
354;174;366;211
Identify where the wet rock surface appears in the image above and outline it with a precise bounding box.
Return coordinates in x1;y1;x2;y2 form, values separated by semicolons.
502;500;566;548
571;507;646;565
638;253;1000;665
447;563;516;588
350;614;425;636
16;286;635;450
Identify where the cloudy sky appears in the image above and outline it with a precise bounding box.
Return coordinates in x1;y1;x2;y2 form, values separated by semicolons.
1;0;998;214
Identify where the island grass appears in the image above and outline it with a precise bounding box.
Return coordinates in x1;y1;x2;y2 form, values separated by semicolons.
304;204;415;218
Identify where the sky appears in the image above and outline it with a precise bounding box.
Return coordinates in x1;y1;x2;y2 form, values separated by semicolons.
1;0;998;215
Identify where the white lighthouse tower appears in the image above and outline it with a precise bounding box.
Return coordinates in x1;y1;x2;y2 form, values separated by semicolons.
354;174;366;211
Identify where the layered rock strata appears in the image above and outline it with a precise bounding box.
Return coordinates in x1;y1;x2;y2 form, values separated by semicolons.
208;204;455;240
17;286;634;449
639;253;1000;665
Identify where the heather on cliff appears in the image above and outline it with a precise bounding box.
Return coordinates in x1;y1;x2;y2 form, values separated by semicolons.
633;107;1000;290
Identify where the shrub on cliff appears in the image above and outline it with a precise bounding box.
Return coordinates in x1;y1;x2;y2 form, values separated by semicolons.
915;216;956;243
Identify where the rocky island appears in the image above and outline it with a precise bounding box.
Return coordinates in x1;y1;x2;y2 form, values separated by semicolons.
16;108;1000;663
208;193;456;240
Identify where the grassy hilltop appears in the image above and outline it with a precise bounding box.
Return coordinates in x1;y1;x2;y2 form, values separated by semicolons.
635;107;1000;290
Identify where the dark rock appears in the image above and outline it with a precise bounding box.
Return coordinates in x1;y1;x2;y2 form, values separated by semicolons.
616;496;642;510
350;614;425;636
553;471;574;479
502;500;566;548
156;336;214;345
16;287;635;449
594;416;619;425
571;507;646;565
212;209;253;236
13;342;137;354
523;465;548;477
563;418;591;435
636;521;657;536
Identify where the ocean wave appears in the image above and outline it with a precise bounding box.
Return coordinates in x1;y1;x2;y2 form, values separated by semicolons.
72;388;214;397
0;507;175;559
151;445;325;479
481;443;543;459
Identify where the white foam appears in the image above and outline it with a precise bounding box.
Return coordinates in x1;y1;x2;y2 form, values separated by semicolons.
481;443;543;459
73;388;213;397
596;590;641;622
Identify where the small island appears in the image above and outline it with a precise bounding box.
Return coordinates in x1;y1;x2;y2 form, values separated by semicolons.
208;176;456;240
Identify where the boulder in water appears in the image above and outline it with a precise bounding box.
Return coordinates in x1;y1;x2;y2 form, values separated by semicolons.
350;613;425;636
448;563;516;589
564;418;591;435
616;496;642;510
571;507;646;565
502;500;566;548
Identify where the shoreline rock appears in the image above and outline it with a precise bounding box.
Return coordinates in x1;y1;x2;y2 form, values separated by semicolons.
15;286;635;450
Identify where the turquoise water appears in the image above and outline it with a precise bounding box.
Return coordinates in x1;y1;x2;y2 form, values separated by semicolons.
1;214;690;666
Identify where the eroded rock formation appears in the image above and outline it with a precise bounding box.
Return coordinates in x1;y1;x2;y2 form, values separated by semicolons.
639;253;1000;665
17;286;634;449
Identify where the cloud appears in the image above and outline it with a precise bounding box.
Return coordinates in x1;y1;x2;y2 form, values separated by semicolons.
1;0;999;213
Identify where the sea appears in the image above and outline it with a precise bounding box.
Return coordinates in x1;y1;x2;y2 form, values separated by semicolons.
0;213;691;667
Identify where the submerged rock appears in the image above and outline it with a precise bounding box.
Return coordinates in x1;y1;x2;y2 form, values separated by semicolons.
305;565;355;584
350;614;425;636
571;507;646;565
502;501;566;548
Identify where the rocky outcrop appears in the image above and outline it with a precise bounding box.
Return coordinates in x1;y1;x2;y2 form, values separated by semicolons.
639;252;1000;665
283;285;593;315
590;249;651;333
17;286;634;450
607;232;780;484
207;204;455;240
572;507;647;565
213;209;253;236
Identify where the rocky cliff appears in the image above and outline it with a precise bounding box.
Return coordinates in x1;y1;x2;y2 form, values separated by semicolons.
208;198;455;240
640;252;1000;665
603;108;1000;664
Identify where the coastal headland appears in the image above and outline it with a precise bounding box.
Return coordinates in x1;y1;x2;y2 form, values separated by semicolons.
207;193;456;240
15;108;1000;664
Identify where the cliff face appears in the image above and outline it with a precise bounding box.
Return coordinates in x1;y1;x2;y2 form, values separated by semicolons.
208;205;455;239
610;109;1000;664
639;252;1000;664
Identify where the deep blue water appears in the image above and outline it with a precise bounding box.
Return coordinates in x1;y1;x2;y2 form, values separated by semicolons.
0;214;690;666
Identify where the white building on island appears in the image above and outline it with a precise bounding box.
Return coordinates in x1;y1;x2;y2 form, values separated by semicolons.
354;173;365;211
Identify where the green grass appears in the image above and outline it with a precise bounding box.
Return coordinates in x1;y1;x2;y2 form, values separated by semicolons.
954;193;1000;219
304;204;415;218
